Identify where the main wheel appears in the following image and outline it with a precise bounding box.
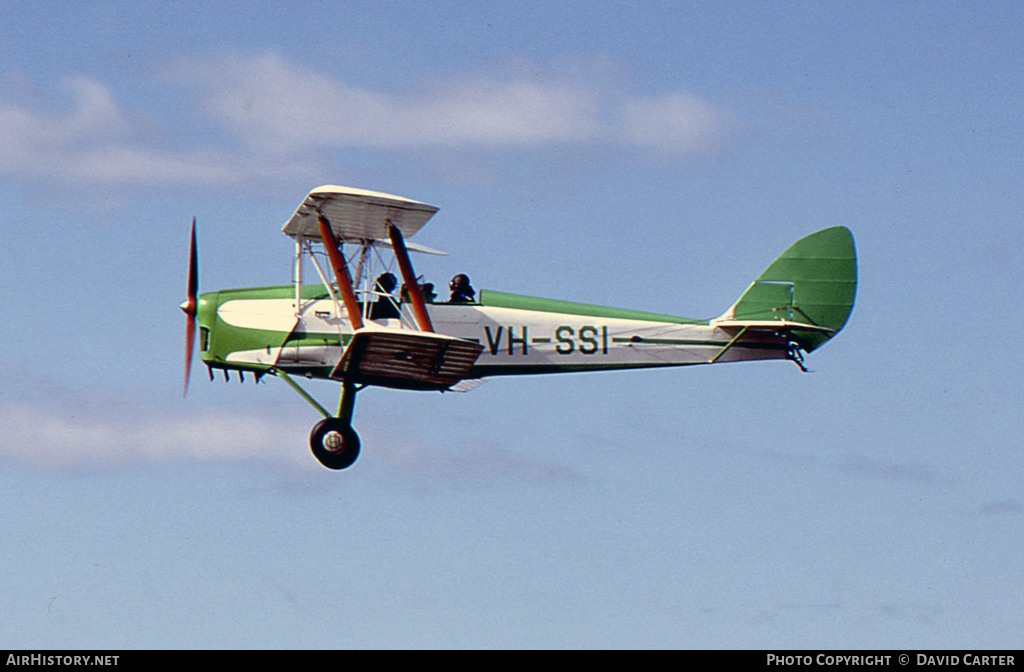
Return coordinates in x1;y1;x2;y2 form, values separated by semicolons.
309;418;361;470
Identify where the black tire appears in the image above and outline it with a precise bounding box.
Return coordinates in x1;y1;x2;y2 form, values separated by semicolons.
309;418;361;470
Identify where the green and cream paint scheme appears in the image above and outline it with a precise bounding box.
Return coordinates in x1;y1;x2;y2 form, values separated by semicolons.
182;186;857;470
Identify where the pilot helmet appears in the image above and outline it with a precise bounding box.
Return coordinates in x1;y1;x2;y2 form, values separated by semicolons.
376;273;397;293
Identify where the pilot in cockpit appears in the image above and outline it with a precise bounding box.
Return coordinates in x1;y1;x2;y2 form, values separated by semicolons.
449;274;476;303
370;272;399;319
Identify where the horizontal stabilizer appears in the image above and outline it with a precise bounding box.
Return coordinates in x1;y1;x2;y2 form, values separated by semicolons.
712;319;836;334
331;328;484;391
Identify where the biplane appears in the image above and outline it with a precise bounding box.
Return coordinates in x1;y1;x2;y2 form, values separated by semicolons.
182;186;857;470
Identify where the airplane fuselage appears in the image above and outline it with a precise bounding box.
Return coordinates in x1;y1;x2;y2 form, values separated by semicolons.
196;284;793;385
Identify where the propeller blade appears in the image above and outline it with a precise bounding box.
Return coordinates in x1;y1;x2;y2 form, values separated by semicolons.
188;216;198;305
184;311;196;396
182;217;198;396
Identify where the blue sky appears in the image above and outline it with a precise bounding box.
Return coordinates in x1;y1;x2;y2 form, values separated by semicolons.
1;0;1022;649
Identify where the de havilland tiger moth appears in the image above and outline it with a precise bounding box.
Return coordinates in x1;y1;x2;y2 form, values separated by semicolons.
181;185;857;470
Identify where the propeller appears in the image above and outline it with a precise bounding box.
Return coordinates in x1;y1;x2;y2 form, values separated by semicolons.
181;217;199;396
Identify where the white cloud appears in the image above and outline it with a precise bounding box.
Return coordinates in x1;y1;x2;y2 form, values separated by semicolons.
175;54;602;153
621;92;733;153
0;54;735;188
181;53;735;154
0;74;322;188
0;401;310;469
0;397;578;484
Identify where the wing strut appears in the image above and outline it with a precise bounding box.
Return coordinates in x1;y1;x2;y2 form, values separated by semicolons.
387;222;434;333
317;211;364;330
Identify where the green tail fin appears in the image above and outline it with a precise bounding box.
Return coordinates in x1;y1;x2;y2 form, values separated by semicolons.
722;226;857;352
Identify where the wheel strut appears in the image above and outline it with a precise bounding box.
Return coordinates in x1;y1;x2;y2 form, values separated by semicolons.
337;381;357;425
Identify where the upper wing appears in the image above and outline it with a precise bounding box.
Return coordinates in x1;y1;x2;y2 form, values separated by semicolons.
282;185;439;243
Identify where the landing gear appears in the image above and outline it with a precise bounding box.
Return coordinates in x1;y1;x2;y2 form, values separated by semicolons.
274;370;363;470
309;417;361;470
